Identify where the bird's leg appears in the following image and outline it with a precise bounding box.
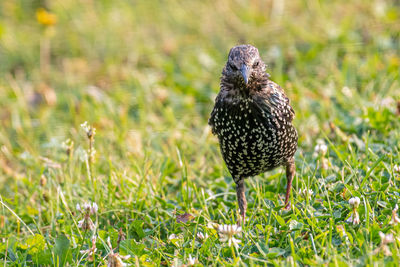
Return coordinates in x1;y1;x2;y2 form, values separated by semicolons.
235;179;247;226
284;158;295;210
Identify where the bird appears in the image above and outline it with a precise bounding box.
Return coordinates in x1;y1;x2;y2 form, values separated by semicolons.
208;44;298;225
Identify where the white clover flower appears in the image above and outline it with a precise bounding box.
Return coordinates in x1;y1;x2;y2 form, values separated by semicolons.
394;165;400;173
300;188;313;199
171;258;180;267
92;202;98;214
346;211;360;225
80;236;97;261
390;204;400;225
314;143;328;154
349;197;360;208
314;141;328;156
61;139;74;154
76;202;98;231
374;232;395;256
379;232;394;245
347;197;361;225
207;221;218;229
342;86;353;97
81;121;90;132
78;202;98;215
81;121;96;139
168;234;178;241
78;217;95;231
80;246;97;255
106;237;130;267
83;202;91;211
107;251;130;267
217;224;242;248
321;157;329;170
381;245;392;257
380;97;395;108
196;231;208;241
168;233;184;247
187;254;197;266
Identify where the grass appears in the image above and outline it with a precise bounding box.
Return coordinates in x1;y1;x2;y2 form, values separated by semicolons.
0;0;399;265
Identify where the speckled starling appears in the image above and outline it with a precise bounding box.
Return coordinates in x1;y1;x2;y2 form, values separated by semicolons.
209;44;298;225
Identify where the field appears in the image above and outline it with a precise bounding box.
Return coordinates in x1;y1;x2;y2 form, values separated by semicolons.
0;0;399;266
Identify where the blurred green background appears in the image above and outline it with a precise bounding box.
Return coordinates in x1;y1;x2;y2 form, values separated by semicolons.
0;0;398;175
0;0;399;265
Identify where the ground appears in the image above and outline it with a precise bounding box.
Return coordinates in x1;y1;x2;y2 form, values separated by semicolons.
0;0;399;266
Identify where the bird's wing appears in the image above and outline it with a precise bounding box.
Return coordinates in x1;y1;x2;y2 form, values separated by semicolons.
209;90;240;135
252;81;295;124
208;93;223;135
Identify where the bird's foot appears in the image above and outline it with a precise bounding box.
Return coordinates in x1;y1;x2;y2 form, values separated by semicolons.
237;214;245;227
283;158;295;211
283;202;291;211
236;210;246;226
236;179;247;227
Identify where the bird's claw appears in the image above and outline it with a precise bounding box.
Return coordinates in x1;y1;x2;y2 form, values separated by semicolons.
282;202;291;211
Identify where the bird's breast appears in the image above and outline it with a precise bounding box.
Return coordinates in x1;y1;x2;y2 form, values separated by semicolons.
210;98;297;177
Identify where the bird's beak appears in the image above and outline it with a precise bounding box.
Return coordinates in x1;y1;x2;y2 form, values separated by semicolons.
240;64;250;85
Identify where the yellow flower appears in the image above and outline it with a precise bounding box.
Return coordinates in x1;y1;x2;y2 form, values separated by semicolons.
36;8;57;26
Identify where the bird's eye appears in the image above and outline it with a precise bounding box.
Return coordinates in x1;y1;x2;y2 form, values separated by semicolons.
253;61;260;68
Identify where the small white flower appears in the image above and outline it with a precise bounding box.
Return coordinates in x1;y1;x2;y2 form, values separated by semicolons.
78;202;98;215
76;202;98;231
342;86;353;97
91;202;98;214
346;211;360;225
187;254;197;266
374;232;395;256
168;234;178;241
217;224;242;248
218;224;242;235
321;157;329;170
83;202;91;211
61;139;74;153
379;232;394;245
207;221;218;229
196;231;208;241
80;247;97;254
347;197;361;225
80;236;97;261
390;204;400;225
78;218;95;231
81;121;89;132
314;141;328;156
168;233;184;247
300;188;313;199
379;97;395;108
81;121;96;139
394;165;400;173
106;237;130;267
349;197;360;208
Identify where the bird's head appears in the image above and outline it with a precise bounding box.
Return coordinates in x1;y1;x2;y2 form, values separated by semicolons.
222;44;267;90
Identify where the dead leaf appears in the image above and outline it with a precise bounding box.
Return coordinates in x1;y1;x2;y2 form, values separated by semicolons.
176;213;194;223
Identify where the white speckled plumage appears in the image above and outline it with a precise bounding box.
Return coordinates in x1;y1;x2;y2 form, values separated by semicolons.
209;45;298;224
